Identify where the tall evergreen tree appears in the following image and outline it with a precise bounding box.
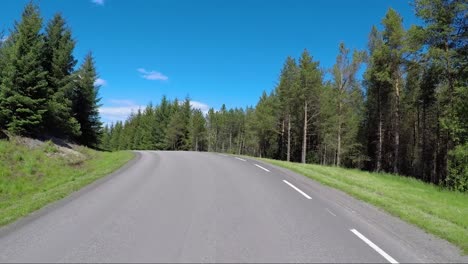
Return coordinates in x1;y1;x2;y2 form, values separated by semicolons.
43;13;80;138
415;0;467;186
190;109;207;151
382;8;406;173
364;26;393;172
154;96;172;150
72;52;102;147
277;57;299;161
0;3;48;135
298;49;322;163
330;43;365;167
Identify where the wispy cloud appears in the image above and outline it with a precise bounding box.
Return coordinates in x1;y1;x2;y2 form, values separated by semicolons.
99;99;144;125
137;68;168;81
94;78;107;87
91;0;105;5
190;101;210;115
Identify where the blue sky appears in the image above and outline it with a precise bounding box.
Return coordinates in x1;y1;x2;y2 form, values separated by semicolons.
1;0;421;124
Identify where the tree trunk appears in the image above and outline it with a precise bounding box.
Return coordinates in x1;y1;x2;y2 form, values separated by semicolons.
281;119;285;159
238;134;243;155
422;105;427;181
394;78;400;174
337;101;342;167
377;89;383;172
301;101;308;163
229;132;232;152
324;144;327;165
287;114;291;162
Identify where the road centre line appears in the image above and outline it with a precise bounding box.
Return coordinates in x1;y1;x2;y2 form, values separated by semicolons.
350;229;398;264
235;157;246;161
326;208;337;216
254;164;270;172
282;180;312;199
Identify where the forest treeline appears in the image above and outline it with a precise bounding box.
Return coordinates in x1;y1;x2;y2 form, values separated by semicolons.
0;3;102;147
102;0;467;191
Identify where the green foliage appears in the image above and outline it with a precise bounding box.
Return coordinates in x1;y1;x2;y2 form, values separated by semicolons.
190;109;207;151
72;53;102;148
43;14;80;138
165;98;192;150
0;3;102;149
447;144;468;192
43;140;59;153
0;3;48;135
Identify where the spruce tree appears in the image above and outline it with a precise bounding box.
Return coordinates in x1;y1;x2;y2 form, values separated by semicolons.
43;13;80;138
154;96;172;149
72;52;102;147
0;3;48;135
190;109;207;151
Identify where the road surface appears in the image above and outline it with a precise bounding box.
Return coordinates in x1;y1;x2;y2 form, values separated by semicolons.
0;151;466;263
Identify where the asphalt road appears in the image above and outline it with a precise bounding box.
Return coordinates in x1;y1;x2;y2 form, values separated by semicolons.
0;151;466;263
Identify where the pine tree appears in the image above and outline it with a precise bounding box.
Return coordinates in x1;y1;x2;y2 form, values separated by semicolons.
382;8;406;173
364;26;393;172
415;0;467;186
253;91;279;157
0;31;6;73
43;13;80;138
330;43;365;167
154;96;172;150
206;108;219;152
0;3;48;135
110;121;123;150
164;98;191;150
100;124;111;150
277;57;299;161
72;52;102;147
298;49;322;163
190;109;207;151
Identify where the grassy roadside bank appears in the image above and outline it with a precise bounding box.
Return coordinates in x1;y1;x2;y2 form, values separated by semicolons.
0;139;134;227
259;158;468;254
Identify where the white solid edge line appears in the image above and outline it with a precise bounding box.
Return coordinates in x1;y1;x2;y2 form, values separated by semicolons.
350;229;398;264
254;164;270;172
282;180;312;199
326;208;337;216
235;157;246;161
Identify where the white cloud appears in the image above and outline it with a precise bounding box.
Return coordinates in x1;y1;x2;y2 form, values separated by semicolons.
99;100;144;124
190;101;210;115
137;68;168;81
94;78;107;87
99;98;210;125
91;0;105;5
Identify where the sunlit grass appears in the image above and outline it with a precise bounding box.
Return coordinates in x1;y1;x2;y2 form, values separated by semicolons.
0;140;134;227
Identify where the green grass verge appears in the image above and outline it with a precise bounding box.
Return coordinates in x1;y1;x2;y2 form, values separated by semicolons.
0;140;134;227
259;158;468;254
